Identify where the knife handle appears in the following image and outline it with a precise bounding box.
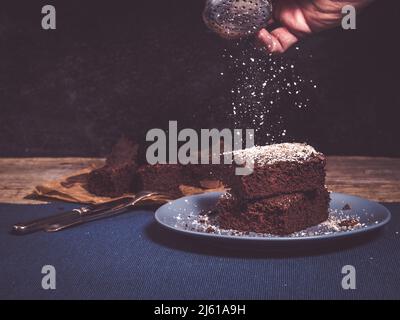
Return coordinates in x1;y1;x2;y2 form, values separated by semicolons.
45;203;133;232
12;197;134;235
12;208;88;235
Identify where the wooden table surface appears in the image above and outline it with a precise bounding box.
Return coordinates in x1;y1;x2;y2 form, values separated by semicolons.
0;156;399;204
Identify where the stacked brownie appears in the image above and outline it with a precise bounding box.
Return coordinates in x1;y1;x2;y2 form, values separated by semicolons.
86;139;329;235
214;143;330;235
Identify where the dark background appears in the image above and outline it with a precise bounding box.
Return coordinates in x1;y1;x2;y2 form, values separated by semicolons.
0;0;399;157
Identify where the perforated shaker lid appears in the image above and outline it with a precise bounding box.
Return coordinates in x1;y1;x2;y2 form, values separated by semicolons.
203;0;273;39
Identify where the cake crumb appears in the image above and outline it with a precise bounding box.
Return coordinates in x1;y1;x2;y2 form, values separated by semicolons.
342;203;351;210
339;218;359;228
206;226;215;233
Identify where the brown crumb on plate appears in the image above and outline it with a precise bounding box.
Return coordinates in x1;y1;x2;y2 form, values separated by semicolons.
342;203;352;210
339;218;359;228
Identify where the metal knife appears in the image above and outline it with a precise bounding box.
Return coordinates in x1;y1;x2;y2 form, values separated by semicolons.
12;196;135;235
12;191;170;234
44;191;169;232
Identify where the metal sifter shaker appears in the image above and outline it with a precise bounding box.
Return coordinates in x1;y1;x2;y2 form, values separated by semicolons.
203;0;273;40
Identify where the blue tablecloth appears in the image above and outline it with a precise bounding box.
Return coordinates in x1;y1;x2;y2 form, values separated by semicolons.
0;201;399;300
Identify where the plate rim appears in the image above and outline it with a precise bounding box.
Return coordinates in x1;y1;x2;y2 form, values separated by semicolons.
154;192;392;242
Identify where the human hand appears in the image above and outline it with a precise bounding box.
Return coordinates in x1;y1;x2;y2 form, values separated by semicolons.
257;0;373;54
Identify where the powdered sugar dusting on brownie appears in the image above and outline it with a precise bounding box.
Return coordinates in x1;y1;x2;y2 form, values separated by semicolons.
231;143;321;166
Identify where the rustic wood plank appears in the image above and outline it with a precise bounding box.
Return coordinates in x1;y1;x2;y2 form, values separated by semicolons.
0;156;399;204
326;156;400;203
0;158;105;204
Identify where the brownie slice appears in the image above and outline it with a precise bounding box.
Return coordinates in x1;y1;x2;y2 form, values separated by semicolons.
220;143;326;200
137;164;194;198
215;188;330;235
87;137;139;197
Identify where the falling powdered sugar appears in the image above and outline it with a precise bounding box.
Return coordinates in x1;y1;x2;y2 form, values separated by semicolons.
222;42;318;144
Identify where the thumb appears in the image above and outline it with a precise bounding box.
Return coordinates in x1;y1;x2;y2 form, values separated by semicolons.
257;27;298;54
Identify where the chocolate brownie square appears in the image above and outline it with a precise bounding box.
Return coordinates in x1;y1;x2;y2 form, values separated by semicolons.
221;143;326;200
137;164;193;197
87;137;139;197
215;188;330;235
